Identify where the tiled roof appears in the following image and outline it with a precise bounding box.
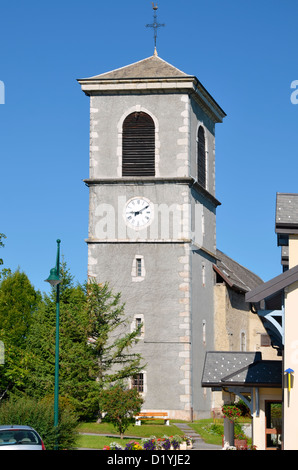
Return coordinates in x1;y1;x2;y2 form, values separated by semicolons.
202;351;282;388
276;193;298;230
84;55;190;80
215;249;263;293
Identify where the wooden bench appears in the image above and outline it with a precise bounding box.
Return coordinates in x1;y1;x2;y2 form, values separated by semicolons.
135;412;169;426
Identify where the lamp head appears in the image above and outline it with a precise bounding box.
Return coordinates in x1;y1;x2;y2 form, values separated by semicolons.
45;267;61;287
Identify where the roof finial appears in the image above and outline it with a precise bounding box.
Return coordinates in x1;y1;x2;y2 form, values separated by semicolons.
146;3;165;56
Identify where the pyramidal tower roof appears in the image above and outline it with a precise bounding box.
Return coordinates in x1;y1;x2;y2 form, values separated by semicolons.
78;54;226;123
85;54;190;80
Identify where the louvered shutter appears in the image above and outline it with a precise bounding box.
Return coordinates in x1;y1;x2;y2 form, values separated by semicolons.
122;112;155;176
197;126;206;188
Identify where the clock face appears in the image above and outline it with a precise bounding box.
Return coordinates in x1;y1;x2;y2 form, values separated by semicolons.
125;197;153;229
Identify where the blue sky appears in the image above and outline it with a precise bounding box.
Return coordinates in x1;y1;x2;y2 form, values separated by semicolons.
0;0;298;293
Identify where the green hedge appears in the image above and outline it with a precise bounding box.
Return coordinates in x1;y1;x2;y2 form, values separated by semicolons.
0;397;78;450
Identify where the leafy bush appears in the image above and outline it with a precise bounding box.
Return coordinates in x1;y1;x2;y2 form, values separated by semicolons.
0;397;78;450
99;385;143;438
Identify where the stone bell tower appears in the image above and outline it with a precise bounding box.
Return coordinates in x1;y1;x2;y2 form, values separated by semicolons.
78;51;225;419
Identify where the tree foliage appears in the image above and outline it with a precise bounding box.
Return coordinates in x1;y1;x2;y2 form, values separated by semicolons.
85;279;144;387
26;263;99;419
0;270;40;399
0;233;5;266
99;385;143;438
0;396;78;450
0;261;144;421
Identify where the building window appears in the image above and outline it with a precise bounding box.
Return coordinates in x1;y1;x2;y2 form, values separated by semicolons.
260;334;271;347
240;331;246;351
135;317;143;337
202;320;206;345
131;255;145;282
122;112;155;176
136;258;142;277
131;314;144;338
132;373;144;393
202;262;206;287
197;125;206;188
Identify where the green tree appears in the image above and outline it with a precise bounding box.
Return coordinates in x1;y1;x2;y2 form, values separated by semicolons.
0;269;40;399
0;233;5;266
85;279;144;387
26;262;99;419
99;385;143;438
26;264;144;420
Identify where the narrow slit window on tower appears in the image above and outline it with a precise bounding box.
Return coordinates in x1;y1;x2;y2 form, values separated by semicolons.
197;125;206;188
131;255;145;282
122;112;155;176
136;258;142;277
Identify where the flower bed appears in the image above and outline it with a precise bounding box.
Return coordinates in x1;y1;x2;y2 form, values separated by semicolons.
103;435;193;450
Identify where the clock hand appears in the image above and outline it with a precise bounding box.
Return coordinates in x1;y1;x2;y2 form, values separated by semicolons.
138;205;149;213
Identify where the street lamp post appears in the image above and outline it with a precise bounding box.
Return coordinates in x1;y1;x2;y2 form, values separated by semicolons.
45;239;62;450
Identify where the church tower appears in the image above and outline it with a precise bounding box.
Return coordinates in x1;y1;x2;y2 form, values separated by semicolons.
78;50;225;419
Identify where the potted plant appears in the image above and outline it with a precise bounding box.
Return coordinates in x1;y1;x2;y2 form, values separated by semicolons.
222;404;241;422
234;432;247;450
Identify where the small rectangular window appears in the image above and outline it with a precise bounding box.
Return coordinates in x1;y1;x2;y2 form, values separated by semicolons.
132;373;144;393
135;317;142;335
261;334;271;347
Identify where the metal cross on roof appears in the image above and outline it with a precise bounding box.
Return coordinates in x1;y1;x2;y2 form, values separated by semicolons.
146;3;165;55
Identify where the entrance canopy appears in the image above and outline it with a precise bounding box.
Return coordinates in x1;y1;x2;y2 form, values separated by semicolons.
202;351;282;389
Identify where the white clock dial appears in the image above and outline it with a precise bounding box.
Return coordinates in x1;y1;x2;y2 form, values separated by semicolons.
125;197;153;229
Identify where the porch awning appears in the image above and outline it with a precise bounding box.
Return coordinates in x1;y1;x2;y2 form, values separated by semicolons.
201;351;282;389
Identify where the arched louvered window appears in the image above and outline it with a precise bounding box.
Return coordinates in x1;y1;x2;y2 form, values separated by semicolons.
197;126;206;188
122;112;155;176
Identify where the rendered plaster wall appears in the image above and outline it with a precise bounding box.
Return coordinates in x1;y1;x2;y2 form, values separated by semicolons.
252;388;282;451
191;248;215;418
89;93;191;179
88;182;193;243
88;241;193;418
189;98;216;196
283;234;298;449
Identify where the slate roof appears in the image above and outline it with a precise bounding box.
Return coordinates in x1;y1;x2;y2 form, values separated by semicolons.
78;54;226;123
201;351;282;388
276;193;298;229
86;55;190;80
214;249;263;294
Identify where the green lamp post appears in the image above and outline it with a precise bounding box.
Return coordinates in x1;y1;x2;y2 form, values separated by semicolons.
45;239;62;450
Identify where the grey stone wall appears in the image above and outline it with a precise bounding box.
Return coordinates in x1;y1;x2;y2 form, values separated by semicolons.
84;82;218;418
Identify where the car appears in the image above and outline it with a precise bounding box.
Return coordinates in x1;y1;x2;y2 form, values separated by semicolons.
0;425;46;450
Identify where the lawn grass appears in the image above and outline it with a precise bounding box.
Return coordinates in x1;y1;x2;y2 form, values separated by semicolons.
76;420;186;450
77;421;185;439
188;419;222;445
76;434;136;449
76;418;251;449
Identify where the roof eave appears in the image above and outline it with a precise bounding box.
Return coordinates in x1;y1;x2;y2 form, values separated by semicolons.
245;264;298;304
77;75;226;124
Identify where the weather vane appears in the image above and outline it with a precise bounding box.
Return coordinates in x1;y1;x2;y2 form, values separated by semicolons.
146;3;165;56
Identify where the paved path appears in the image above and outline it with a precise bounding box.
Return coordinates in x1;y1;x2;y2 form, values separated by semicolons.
173;423;221;451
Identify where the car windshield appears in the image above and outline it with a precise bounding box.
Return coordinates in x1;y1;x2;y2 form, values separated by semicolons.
0;429;41;446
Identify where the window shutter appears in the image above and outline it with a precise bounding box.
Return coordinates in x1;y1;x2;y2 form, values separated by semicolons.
122;112;155;176
197;126;206;188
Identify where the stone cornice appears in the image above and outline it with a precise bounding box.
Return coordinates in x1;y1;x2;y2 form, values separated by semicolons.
78;76;226;124
83;176;221;207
